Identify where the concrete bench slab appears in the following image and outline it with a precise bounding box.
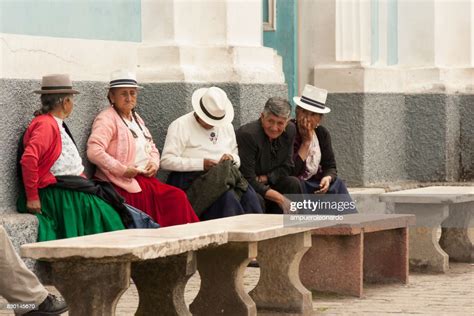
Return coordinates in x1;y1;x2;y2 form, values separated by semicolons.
380;186;474;273
189;214;336;316
21;224;228;316
300;214;415;298
21;214;336;316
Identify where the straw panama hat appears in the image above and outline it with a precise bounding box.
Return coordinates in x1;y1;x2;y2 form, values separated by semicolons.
293;84;331;114
192;87;234;126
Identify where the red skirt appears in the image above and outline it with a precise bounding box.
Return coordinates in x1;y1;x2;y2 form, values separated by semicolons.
114;175;199;227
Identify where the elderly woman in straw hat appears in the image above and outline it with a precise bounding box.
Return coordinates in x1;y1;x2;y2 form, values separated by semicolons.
292;84;357;214
161;87;263;220
17;74;125;241
87;70;199;227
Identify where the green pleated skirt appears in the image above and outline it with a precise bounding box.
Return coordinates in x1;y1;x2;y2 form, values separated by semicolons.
17;186;125;241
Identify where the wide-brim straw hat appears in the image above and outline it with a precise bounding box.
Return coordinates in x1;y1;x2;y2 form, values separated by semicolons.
107;70;142;89
34;74;80;94
293;84;331;114
192;87;234;126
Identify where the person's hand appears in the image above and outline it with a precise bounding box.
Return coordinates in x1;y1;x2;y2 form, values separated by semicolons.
315;176;332;194
26;199;42;214
123;166;140;178
256;175;268;184
203;159;218;171
278;196;292;214
219;154;234;163
142;161;159;177
297;117;313;144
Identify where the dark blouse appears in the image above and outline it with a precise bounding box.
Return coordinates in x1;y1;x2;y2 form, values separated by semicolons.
236;119;296;196
292;120;337;182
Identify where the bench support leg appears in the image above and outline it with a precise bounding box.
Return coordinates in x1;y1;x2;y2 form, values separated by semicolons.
300;234;363;297
250;232;312;315
132;252;196;316
190;242;257;316
440;203;474;262
364;228;409;284
394;203;449;273
52;261;130;316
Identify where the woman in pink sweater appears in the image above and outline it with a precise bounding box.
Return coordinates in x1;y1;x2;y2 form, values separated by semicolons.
87;70;198;227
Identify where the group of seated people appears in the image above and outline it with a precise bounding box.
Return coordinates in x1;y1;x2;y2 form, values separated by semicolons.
17;70;356;242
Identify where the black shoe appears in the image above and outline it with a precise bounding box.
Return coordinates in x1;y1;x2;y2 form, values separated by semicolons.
24;294;68;315
247;259;259;268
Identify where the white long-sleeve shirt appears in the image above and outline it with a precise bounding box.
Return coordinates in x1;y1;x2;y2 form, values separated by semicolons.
161;112;241;171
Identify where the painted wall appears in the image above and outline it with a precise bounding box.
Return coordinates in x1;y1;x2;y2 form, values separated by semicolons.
263;0;297;103
0;0;141;42
299;0;336;96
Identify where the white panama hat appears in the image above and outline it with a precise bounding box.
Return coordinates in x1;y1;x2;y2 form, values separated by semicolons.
107;70;142;89
191;87;234;126
293;84;331;114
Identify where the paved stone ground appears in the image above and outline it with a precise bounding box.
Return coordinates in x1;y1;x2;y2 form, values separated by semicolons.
1;263;473;315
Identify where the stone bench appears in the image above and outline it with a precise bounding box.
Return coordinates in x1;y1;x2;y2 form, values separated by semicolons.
186;214;338;316
299;214;415;297
380;186;474;273
21;214;336;316
21;222;227;316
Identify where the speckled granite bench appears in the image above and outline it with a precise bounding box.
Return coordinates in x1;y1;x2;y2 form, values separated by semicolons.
21;214;335;316
299;214;415;298
380;186;474;273
187;214;337;316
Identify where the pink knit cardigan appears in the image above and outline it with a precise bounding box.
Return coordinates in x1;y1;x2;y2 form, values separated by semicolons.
87;106;160;193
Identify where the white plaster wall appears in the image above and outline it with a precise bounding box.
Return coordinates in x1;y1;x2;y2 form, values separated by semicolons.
337;0;360;61
174;0;227;45
298;0;336;94
435;0;471;66
226;0;262;46
141;0;175;45
306;0;473;93
142;0;262;47
398;0;435;67
471;0;474;65
0;33;138;81
138;0;283;84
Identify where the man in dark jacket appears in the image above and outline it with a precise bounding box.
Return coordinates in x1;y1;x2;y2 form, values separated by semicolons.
236;97;302;214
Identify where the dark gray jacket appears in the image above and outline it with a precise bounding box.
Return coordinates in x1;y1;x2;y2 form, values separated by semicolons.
236;119;296;196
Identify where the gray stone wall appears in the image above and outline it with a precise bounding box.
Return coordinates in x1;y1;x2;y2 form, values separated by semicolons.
138;82;288;150
364;94;407;184
0;79;111;214
460;94;474;180
0;79;287;214
324;92;473;186
1;80;471;214
323;94;365;186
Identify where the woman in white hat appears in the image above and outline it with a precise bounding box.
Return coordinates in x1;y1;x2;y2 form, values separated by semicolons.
161;87;263;220
292;85;357;214
87;70;199;227
17;74;125;241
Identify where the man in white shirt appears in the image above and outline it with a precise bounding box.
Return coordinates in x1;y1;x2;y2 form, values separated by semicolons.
161;87;263;220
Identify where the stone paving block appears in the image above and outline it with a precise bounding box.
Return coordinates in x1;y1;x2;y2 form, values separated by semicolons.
0;264;473;315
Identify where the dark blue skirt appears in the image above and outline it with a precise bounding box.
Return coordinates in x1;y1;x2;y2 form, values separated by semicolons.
299;177;358;214
167;171;263;220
